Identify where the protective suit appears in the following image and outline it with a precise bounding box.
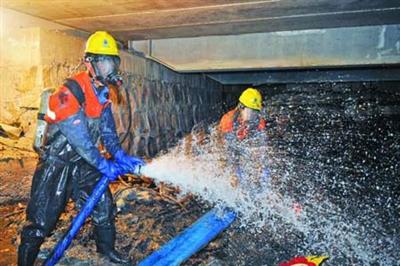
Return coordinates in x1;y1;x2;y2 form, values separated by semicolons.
18;31;142;265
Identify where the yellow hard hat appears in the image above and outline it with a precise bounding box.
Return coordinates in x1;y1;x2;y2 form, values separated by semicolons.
239;88;262;111
85;31;119;56
306;255;329;266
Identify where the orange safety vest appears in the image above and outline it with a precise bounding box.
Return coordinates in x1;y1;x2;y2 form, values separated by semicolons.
45;72;110;123
219;109;266;140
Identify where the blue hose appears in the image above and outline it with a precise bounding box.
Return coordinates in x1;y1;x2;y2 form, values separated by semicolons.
139;207;236;266
43;175;110;266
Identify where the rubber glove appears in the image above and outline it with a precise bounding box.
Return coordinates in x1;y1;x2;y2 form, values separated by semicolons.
97;158;125;181
114;149;145;174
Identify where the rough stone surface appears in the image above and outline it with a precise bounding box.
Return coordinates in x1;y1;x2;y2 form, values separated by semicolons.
113;57;226;157
0;27;85;142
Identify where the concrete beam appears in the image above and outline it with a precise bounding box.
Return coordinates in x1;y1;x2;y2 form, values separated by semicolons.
3;1;400;40
207;67;400;85
131;25;400;72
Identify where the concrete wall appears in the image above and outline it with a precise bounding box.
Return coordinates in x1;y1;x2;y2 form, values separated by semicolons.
0;28;86;139
0;7;85;140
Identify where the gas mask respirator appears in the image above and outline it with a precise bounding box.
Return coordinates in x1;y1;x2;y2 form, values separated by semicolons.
85;54;123;87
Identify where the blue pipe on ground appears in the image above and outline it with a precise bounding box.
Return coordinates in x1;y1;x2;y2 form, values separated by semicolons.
43;175;110;266
139;207;237;266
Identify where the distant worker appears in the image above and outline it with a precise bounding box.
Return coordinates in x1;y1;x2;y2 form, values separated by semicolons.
18;31;144;265
219;88;269;189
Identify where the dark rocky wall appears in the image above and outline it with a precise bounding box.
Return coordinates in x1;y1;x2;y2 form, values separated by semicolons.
264;81;400;234
113;56;229;158
263;81;400;204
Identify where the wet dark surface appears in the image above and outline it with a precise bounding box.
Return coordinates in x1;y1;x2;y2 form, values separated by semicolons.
0;159;36;266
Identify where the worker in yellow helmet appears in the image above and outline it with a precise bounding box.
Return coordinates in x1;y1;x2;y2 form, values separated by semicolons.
18;31;143;265
84;31;123;87
220;88;265;139
219;87;269;188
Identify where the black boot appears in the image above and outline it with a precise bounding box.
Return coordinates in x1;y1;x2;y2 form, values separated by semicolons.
18;237;44;266
94;226;131;264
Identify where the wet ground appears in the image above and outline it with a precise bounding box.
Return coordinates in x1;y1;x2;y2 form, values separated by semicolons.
0;158;36;266
0;204;25;265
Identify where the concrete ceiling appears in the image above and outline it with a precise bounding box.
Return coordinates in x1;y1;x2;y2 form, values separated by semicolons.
2;0;400;41
2;0;400;80
131;24;400;72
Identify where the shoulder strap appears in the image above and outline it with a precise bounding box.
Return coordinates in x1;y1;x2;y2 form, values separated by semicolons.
64;78;85;106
